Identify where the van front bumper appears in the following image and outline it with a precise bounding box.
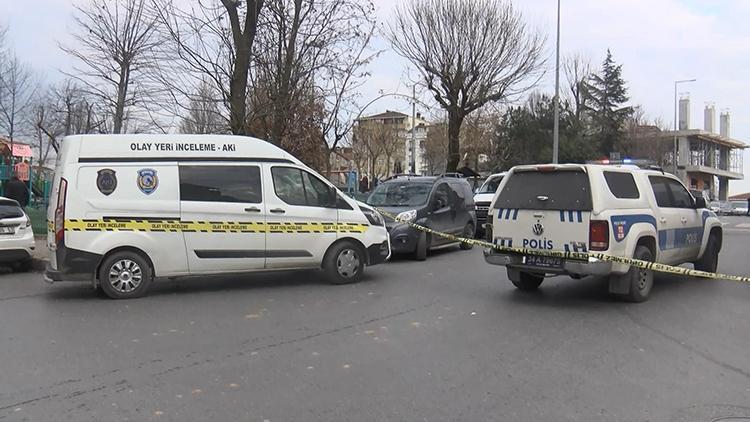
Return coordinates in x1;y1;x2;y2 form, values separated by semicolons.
367;240;391;266
483;248;612;276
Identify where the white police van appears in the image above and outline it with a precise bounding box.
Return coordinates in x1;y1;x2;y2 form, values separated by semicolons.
484;164;722;302
45;135;390;299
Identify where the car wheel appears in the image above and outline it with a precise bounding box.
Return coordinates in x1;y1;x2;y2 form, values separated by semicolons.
616;245;654;303
511;271;544;291
694;234;719;273
98;251;153;299
414;232;428;261
13;257;33;272
460;223;474;250
325;241;365;285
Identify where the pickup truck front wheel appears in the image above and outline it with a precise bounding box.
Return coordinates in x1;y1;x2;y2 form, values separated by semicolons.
694;234;719;273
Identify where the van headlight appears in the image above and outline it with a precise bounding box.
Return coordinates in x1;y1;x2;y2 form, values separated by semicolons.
362;208;384;226
395;209;417;223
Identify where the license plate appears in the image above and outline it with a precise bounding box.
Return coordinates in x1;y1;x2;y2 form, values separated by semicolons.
0;226;14;234
524;255;563;269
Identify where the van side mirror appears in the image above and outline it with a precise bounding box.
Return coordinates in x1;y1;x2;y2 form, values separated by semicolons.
694;197;706;209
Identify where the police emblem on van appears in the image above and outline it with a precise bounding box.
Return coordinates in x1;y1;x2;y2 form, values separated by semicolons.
96;169;117;196
137;168;158;195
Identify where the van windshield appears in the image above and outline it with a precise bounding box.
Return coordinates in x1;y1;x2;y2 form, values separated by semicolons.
477;176;503;194
495;169;593;211
367;182;432;207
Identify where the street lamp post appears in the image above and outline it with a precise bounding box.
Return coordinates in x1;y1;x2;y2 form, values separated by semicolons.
552;0;561;164
673;78;697;174
411;84;417;174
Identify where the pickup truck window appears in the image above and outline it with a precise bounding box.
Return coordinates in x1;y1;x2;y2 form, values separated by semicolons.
604;171;640;199
494;170;592;211
649;176;694;209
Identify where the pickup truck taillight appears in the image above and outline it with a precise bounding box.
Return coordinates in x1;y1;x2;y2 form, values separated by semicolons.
589;220;609;251
54;178;67;245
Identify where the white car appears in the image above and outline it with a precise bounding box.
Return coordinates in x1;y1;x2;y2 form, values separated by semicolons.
45;134;391;299
729;200;748;216
484;164;722;302
473;172;506;235
0;197;35;271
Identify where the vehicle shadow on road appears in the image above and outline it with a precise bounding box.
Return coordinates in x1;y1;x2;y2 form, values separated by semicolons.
42;270;380;300
501;272;716;308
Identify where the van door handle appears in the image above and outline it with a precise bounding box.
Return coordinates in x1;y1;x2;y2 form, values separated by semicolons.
244;207;261;213
680;217;688;224
270;208;286;214
659;217;667;224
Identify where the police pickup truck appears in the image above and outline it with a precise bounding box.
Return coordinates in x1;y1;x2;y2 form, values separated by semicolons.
484;164;722;302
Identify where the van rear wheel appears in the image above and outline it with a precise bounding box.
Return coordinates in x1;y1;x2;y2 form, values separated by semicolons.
98;251;153;299
324;241;365;285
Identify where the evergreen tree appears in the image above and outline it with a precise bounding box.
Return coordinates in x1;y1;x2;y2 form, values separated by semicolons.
585;50;633;156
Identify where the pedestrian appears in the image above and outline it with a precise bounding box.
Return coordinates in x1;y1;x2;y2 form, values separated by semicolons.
359;175;369;193
746;196;750;216
5;175;29;208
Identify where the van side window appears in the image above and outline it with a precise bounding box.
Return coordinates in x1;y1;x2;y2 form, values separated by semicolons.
272;167;332;208
179;165;262;203
604;171;640;199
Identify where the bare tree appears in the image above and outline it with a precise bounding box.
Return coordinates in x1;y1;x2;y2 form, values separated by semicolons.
388;0;545;171
34;80;105;156
0;52;36;143
179;81;226;134
61;0;160;134
422;121;448;175
621;106;671;167
563;52;592;126
151;0;264;135
252;0;376;148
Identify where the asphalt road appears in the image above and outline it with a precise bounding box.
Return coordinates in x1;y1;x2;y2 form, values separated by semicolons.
1;226;749;421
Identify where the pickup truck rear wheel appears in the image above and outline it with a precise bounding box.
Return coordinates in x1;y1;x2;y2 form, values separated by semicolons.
694;234;719;273
618;245;654;303
511;271;544;291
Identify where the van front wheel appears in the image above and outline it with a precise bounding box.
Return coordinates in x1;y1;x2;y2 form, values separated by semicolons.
98;251;153;299
325;241;365;285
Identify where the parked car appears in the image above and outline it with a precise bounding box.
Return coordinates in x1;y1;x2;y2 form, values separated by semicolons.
729;200;749;216
709;201;732;215
366;175;477;260
0;197;35;271
484;164;722;302
473;172;506;236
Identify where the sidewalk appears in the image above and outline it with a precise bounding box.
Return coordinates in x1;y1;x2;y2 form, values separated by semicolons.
31;236;48;271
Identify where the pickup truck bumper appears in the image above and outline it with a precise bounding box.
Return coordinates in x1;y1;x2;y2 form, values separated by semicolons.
483;248;613;276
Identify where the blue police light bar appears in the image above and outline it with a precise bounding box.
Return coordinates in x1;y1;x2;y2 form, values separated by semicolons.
586;158;655;166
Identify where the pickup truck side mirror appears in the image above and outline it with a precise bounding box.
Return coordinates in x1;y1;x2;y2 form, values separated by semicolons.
694;197;706;209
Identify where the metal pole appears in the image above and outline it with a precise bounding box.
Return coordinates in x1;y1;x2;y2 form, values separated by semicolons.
411;84;417;174
673;78;696;175
552;0;561;164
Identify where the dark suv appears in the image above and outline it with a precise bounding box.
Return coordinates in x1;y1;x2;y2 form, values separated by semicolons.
366;175;477;260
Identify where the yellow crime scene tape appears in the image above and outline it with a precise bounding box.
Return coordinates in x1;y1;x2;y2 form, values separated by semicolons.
374;208;750;285
64;219;369;234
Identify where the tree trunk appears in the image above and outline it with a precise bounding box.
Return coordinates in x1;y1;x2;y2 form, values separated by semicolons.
113;63;130;134
229;38;250;136
446;110;463;171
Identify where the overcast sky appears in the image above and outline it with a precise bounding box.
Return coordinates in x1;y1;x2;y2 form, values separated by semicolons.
2;0;750;193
